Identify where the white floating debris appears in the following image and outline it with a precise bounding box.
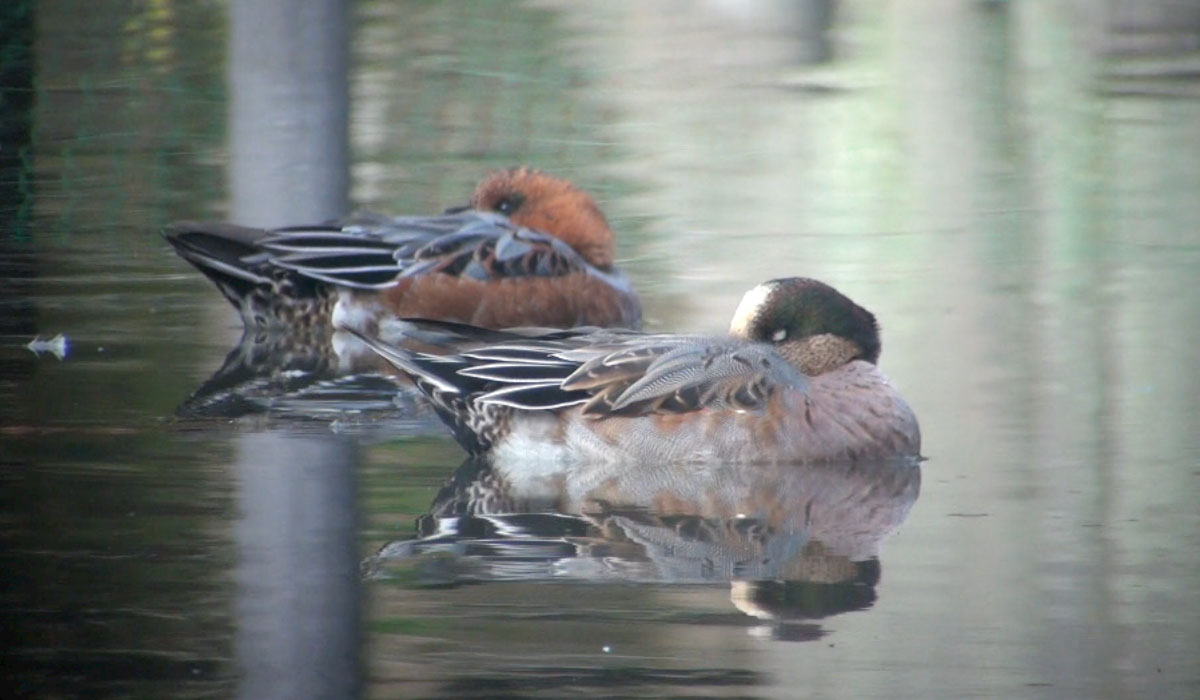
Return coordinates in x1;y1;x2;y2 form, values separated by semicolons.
25;333;69;360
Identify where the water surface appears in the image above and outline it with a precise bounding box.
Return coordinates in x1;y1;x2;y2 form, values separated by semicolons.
3;1;1199;698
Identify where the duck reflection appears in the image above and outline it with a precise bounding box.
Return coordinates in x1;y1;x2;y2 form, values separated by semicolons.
174;324;408;420
370;455;920;638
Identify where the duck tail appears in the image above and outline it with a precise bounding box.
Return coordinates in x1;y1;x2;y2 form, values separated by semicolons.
339;324;502;454
163;221;326;327
163;222;274;301
337;324;461;393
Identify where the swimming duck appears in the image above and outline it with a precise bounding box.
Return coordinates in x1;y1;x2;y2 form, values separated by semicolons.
163;168;642;333
348;277;921;464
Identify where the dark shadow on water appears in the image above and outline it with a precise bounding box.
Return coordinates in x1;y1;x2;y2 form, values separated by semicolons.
0;433;236;698
0;0;35;244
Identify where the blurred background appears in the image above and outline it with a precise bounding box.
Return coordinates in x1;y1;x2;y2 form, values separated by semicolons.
2;0;1199;698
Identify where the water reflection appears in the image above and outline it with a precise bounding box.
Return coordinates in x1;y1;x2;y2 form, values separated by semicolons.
370;455;919;639
232;432;360;700
174;327;392;416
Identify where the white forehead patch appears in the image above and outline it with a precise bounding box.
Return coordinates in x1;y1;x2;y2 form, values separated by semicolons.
728;281;777;337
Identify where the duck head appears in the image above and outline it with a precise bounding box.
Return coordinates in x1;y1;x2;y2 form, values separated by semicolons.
469;167;617;270
729;277;881;376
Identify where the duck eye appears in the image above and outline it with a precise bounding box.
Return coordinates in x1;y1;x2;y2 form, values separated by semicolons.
493;193;525;216
771;328;788;342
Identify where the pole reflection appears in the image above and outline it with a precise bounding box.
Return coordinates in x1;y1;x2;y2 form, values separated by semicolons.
233;433;360;699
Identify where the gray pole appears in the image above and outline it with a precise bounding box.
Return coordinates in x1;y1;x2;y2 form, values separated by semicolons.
228;0;350;226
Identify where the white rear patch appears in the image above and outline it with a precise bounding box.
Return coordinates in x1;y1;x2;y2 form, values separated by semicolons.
491;417;573;480
331;292;385;334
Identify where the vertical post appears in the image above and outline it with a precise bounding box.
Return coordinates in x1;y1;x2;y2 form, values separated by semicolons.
228;0;350;226
795;0;835;65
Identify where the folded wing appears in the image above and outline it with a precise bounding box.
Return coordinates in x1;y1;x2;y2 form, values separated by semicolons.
260;211;594;289
360;329;810;417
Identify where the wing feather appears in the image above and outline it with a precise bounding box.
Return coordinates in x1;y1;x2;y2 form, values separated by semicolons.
258;212;598;290
463;334;807;416
352;320;807;418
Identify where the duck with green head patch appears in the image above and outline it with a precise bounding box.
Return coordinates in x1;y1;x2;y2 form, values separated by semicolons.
348;277;921;464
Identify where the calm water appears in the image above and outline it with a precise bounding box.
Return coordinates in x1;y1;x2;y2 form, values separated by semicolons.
3;1;1200;698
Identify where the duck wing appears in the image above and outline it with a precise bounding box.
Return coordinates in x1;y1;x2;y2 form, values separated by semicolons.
259;211;594;289
419;332;810;416
556;337;809;415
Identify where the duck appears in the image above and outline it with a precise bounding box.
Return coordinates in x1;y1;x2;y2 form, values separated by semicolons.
163;168;643;334
346;277;921;464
